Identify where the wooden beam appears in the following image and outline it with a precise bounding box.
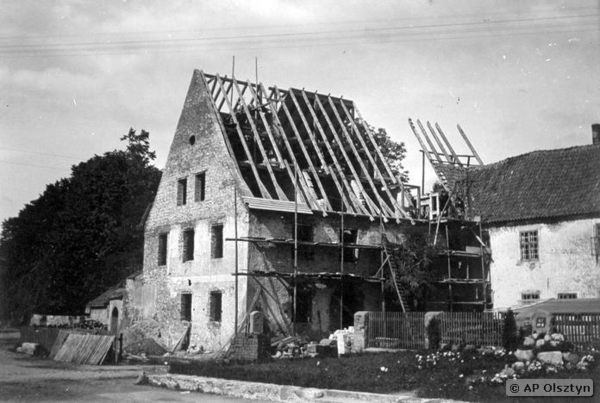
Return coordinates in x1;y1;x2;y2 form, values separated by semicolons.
217;79;234;112
215;74;272;199
287;90;359;214
199;71;252;197
435;123;463;167
336;97;408;219
297;90;369;216
457;124;484;165
314;94;394;217
354;107;399;185
417;119;442;162
273;86;334;211
409;118;437;168
427;121;453;164
232;79;288;201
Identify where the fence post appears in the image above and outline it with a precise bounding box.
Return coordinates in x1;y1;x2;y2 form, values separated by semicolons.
353;311;369;352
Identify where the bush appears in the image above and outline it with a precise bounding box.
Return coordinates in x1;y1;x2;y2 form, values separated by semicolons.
502;309;519;352
428;316;441;351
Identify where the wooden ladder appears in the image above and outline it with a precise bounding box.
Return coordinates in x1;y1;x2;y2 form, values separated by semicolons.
382;238;411;313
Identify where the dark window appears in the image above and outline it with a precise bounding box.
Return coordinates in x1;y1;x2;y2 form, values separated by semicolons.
340;229;359;263
520;230;539;261
558;293;577;299
158;233;168;266
183;229;194;262
211;225;223;259
521;291;540;304
181;293;192;321
195;172;206;202
594;224;600;259
292;224;314;261
210;291;222;322
177;178;187;206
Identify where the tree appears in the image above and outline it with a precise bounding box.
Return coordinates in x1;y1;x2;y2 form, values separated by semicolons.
0;129;161;322
353;119;409;182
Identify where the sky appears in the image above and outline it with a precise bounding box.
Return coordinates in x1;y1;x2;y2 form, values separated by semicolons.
1;0;599;227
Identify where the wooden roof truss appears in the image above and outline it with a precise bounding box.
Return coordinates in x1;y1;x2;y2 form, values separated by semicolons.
202;71;416;221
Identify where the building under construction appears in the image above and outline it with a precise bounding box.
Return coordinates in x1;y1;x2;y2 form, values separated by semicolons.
125;70;492;352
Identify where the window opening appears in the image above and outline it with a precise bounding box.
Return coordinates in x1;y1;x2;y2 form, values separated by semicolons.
183;229;194;262
158;233;168;266
211;224;224;259
210;291;222;322
181;293;192;321
520;230;539;261
177;178;187;206
521;291;540;304
195;172;206;202
558;293;577;299
340;229;359;263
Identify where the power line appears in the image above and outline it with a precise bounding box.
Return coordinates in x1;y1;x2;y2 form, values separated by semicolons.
0;13;596;56
0;146;87;161
0;160;71;171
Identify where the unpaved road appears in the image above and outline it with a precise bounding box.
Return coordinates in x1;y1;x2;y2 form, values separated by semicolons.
0;330;268;402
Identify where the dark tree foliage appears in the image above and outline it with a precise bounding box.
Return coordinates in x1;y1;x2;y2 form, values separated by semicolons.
502;309;520;351
0;129;161;322
350;119;409;182
427;316;441;351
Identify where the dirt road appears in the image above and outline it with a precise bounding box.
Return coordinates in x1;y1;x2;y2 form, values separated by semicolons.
0;330;267;402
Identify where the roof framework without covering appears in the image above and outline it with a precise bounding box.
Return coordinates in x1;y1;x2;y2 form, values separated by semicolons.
201;71;416;221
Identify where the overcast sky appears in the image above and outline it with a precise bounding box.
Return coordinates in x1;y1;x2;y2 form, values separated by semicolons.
1;0;599;226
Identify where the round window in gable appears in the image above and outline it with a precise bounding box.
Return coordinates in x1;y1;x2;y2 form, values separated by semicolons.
189;135;196;146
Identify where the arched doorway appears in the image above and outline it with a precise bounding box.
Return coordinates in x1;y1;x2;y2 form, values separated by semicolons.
110;307;119;333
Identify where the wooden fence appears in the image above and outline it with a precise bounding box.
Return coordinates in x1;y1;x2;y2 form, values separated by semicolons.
439;312;505;346
366;312;426;350
553;313;600;349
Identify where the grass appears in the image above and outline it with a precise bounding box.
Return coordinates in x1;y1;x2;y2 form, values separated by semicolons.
169;349;600;402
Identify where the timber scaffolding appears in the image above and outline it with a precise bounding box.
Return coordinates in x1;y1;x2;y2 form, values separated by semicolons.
200;70;424;338
408;118;492;311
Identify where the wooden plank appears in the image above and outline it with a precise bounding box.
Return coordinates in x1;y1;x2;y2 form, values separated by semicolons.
273;86;333;211
427;121;453;164
435;123;463;167
232;79;288;200
314;94;394;217
457;124;484;165
354;107;399;185
215;74;272;199
217;79;233;112
417;119;442;162
339;99;409;218
334;97;407;219
297;90;368;216
287;89;359;214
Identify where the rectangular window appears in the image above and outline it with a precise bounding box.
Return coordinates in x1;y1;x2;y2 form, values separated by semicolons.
520;230;539;261
210;291;222;322
521;291;540;304
182;229;194;262
195;172;206;202
340;229;359;263
181;293;192;321
158;233;168;266
292;224;314;261
211;224;223;259
558;293;577;299
177;178;187;206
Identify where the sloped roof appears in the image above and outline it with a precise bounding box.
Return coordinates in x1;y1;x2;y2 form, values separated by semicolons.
199;71;414;221
436;144;600;223
87;284;125;309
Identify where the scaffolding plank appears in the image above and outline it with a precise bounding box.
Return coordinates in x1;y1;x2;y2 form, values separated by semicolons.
242;196;313;215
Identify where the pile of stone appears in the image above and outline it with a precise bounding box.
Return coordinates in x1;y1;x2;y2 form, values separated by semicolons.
271;336;307;358
497;331;594;379
15;342;44;356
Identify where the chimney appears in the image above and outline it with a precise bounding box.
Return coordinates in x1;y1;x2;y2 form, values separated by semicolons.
593;124;600;145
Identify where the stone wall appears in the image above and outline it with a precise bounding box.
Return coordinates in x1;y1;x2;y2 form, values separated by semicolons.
489;217;600;309
137;70;251;351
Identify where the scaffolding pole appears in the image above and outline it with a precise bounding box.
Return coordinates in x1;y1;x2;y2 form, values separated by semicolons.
234;186;239;332
293;165;298;335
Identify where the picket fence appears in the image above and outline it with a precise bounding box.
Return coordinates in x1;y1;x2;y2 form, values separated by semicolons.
365;311;600;350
